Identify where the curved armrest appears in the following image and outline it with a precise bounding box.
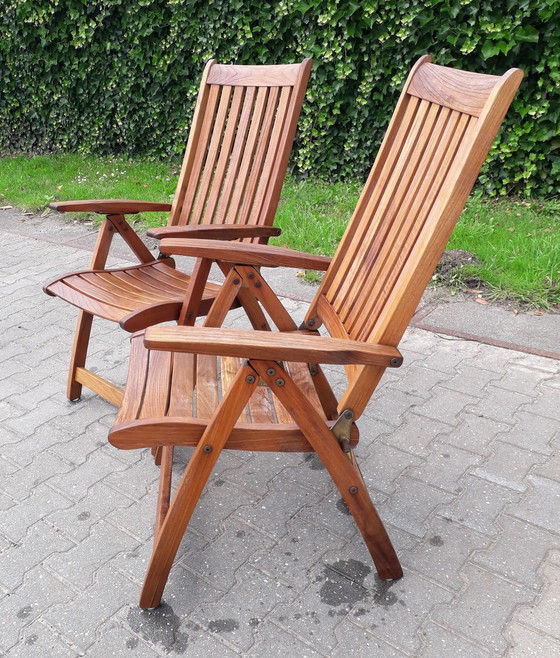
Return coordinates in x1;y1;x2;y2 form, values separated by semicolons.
49;200;172;215
143;326;403;368
147;225;281;240
159;238;331;271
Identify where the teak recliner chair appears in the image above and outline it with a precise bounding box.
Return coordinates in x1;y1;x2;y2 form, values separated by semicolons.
108;56;523;608
44;59;312;404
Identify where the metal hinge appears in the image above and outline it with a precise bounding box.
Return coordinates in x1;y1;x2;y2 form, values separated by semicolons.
330;409;354;453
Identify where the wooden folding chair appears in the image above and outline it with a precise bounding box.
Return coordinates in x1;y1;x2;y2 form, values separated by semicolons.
43;59;312;404
108;56;523;608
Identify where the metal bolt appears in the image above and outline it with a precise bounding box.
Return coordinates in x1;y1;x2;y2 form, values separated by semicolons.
275;378;285;387
390;357;400;366
246;375;256;384
254;281;262;288
248;272;255;279
344;411;353;420
232;278;240;285
309;365;318;375
186;312;193;319
203;445;213;453
349;486;358;494
307;319;315;327
266;368;276;376
261;323;268;330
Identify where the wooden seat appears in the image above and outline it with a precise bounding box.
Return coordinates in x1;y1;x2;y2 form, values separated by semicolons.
43;59;312;404
108;56;523;608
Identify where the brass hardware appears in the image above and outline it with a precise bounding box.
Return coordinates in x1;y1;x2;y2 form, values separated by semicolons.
331;409;354;453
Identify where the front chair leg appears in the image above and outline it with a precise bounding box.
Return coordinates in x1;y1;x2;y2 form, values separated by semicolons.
139;363;259;609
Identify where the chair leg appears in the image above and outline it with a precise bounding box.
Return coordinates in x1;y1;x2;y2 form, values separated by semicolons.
66;310;94;401
138;363;259;609
253;360;403;581
155;446;174;533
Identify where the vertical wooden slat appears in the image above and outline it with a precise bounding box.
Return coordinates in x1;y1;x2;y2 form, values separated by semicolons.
188;86;234;225
139;348;172;419
236;87;280;226
202;86;246;224
195;354;219;419
167;353;195;416
220;357;248;421
213;87;257;225
176;84;222;226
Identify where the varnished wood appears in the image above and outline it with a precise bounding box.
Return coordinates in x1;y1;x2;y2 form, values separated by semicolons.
74;367;124;406
106;57;522;607
45;58;312;401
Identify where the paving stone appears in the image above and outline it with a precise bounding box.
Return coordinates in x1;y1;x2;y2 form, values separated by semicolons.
494;363;554;396
359;442;423;494
0;566;75;652
103;452;160;502
520;385;560;421
513;354;560;374
1;422;74;467
193;564;296;653
184;517;275;591
532;452;560;483
505;621;560;657
414;387;479;427
440;476;521;536
250;515;345;589
80;622;160;657
471;441;548;492
461;344;517;374
247;621;326;657
0;483;73;543
236;475;320;540
465;386;534;425
418;622;497;657
439;364;502;398
421;339;482;374
511;561;560;641
367;388;425;427
0;451;73;501
432;564;534;654
378;476;455;538
280;453;338;495
388;363;453;399
496;411;558;455
441;413;512;456
45;520;140;589
7;620;79;658
106;485;160;542
219;452;295;497
332;617;410;657
3;398;74;437
509;475;560;533
407;441;482;494
42;565;140;652
402;516;490;591
381;413;453;456
473;515;559;589
49;449;130;501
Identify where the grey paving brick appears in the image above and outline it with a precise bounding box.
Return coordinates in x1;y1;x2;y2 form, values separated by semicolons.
388;363;453;399
0;566;76;652
513;354;560;374
378;476;455;538
42;565;139;652
7;620;79;658
236;475;320;540
461;344;517;373
466;386;534;425
432;564;534;654
247;620;326;657
402;516;490;591
505;621;560;658
494;363;555;396
510;561;560;641
0;483;73;543
193;564;296;652
520;384;560;420
0;451;73;501
414;388;480;426
418;622;497;657
49;449;130;501
496;411;559;455
532;452;560;483
440;476;521;536
473;515;559;589
380;413;453;457
332;617;410;657
509;474;560;533
251;515;345;590
3;398;74;437
81;622;160;657
407;441;482;494
279;453;337;495
439;364;502;398
421;339;482;374
471;441;548;492
218;451;296;497
441;412;512;455
45;520;140;589
367;388;425;427
1;422;74;467
102;453;161;502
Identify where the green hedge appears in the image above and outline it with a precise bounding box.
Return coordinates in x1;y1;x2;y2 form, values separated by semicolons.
1;1;559;196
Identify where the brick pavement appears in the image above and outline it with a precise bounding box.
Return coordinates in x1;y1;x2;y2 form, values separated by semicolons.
0;210;559;657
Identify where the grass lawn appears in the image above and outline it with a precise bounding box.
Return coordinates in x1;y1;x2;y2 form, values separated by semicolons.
1;153;558;308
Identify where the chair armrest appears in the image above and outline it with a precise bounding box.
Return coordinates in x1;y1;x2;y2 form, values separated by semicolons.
49;200;172;215
143;326;403;368
158;238;331;271
147;225;281;240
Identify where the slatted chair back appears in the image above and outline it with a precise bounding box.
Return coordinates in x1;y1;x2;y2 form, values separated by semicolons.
169;60;312;240
304;56;523;416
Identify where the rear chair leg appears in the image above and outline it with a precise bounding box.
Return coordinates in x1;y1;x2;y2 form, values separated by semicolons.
67;310;94;401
